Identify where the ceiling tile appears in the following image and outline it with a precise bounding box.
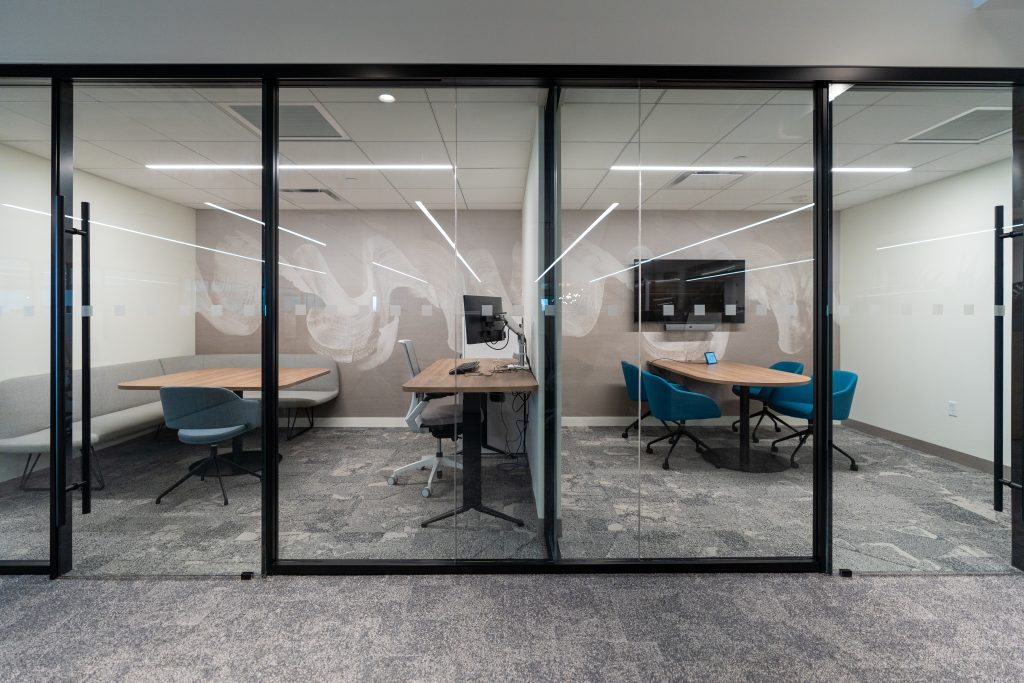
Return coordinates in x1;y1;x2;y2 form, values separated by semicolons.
209;188;262;208
114;102;256;141
643;188;721;210
161;169;260;190
659;90;777;105
91;140;210;166
562;142;627;169
337;188;407;208
450;88;544;103
398;188;466;208
75;102;167;141
913;144;1010;172
0;104;50;140
459;188;523;204
561;103;644;142
142;187;224;206
322;102;442;142
383;170;455;190
312;87;429;103
691;142;801;166
0;86;49;102
562;169;607;189
639;103;758;143
76;86;208;103
618;142;711;166
358;141;450;165
84;168;192;190
694;189;782;210
447;141;531;168
431;102;538;142
280;140;370;165
560;188;592;209
562;89;662;104
181;140;262;165
842;143;977;169
307;168;392;190
720;105;812;144
456;168;527;189
834;105;968;145
727;173;809;192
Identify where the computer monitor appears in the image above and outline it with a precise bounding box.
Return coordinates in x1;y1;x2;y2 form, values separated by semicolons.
463;295;505;344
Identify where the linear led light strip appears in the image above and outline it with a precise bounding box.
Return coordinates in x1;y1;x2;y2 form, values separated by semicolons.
204;202;326;247
609;166;912;173
372;261;428;284
590;204;814;284
146;164;452;171
877;223;1024;251
414;200;481;283
686;258;814;282
535;203;618;282
1;203;325;276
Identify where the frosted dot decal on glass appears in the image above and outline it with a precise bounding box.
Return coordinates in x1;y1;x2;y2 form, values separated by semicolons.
995;304;1006;317
390;304;401;317
81;305;93;317
724;304;737;316
23;305;34;317
294;304;307;316
662;304;674;317
421;304;432;317
756;304;767;317
932;304;943;316
607;305;620;317
900;303;912;316
693;304;705;316
114;304;126;317
243;304;256;317
835;304;850;318
964;303;975;316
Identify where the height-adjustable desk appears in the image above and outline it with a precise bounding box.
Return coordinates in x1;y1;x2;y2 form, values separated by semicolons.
403;357;538;527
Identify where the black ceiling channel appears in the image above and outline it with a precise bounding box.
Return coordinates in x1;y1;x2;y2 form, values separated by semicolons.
0;64;1021;86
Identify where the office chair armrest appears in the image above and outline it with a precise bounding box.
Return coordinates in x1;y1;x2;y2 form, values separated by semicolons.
425;392;454;400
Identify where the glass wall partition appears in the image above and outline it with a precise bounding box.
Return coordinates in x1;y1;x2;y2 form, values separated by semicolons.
830;85;1018;573
274;85;547;563
0;80;52;566
554;87;816;561
68;81;263;576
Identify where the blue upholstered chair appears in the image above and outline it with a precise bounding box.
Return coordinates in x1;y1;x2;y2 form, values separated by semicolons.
620;360;650;439
731;360;804;442
767;370;859;470
157;387;262;505
640;371;721;470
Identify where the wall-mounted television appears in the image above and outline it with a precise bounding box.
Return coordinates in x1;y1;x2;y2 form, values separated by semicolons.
633;259;745;324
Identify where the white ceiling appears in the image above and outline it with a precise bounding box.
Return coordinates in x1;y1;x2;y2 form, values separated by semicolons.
0;84;1011;214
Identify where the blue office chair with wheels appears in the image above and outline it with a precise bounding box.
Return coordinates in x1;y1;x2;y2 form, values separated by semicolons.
641;371;721;470
620;360;650;439
767;370;859;470
157;387;262;505
731;360;804;442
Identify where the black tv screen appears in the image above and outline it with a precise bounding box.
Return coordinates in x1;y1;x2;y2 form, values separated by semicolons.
633;259;745;324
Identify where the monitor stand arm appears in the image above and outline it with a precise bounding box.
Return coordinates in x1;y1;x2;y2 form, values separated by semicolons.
498;314;529;370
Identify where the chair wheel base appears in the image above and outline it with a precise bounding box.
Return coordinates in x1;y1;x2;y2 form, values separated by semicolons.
436;470;442;479
645;447;653;454
621;431;629;439
386;476;396;486
791;461;799;469
850;464;859;471
661;463;670;470
421;487;432;498
774;426;781;432
731;425;738;432
751;437;759;443
770;446;778;453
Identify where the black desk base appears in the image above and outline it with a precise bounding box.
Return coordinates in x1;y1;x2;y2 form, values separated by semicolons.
421;392;524;528
701;447;790;473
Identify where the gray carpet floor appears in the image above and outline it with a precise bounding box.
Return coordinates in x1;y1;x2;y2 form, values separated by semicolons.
1;573;1023;682
0;424;1017;574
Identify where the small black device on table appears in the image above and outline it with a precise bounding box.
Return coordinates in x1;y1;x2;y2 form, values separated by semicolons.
449;361;480;375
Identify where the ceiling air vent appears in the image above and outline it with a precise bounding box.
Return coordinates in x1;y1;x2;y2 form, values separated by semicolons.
903;107;1010;144
669;171;743;189
281;188;343;202
225;103;349;140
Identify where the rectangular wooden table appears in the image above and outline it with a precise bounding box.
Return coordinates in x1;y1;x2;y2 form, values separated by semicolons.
649;359;810;473
403;358;538;527
120;367;330;473
119;367;329;392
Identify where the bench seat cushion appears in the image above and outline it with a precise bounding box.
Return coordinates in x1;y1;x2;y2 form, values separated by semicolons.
0;423;97;454
89;402;165;441
242;389;339;408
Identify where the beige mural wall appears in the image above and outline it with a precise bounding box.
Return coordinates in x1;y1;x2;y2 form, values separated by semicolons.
196;207;813;420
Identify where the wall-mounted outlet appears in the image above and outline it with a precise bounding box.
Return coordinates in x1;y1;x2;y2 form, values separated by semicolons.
948;401;958;417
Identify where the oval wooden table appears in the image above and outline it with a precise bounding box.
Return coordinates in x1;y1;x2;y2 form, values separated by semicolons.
648;359;810;473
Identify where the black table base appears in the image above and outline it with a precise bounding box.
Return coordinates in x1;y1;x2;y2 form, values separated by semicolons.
701;446;791;473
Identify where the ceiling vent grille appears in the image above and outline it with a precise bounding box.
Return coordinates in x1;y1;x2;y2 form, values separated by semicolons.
903;107;1010;144
225;103;349;140
669;170;743;189
281;188;343;202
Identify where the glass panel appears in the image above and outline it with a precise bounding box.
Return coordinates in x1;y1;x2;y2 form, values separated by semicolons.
0;80;52;562
637;88;815;559
452;87;547;560
69;82;263;576
831;85;1018;573
557;88;643;559
275;86;461;561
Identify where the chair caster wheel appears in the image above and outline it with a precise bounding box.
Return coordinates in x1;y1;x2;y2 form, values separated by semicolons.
621;431;629;439
770;446;778;453
752;437;759;443
850;464;859;471
645;447;653;454
421;487;432;498
387;476;396;486
791;462;799;469
774;426;782;432
662;463;670;470
695;446;703;454
437;470;443;479
731;425;738;432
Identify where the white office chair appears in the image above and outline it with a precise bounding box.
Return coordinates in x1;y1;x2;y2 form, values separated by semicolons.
386;339;463;498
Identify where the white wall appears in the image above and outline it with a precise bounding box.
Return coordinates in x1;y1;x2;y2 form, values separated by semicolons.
0;1;1022;67
0;142;197;481
837;160;1012;463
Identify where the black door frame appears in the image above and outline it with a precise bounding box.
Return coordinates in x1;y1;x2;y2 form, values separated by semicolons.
0;64;1018;577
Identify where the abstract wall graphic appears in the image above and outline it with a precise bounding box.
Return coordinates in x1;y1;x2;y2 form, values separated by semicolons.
196;208;812;417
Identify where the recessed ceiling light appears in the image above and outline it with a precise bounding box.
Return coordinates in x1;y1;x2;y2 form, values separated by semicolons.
378;93;396;103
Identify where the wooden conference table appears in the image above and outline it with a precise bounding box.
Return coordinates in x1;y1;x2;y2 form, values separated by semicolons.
403;357;538;528
119;367;330;474
648;359;810;473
